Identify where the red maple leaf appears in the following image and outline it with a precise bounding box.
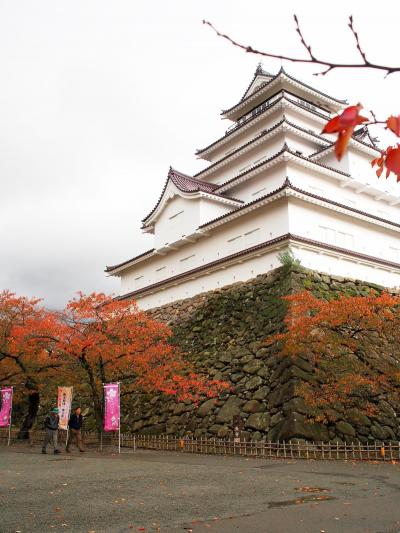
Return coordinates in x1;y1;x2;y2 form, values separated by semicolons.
322;104;368;160
386;116;400;137
371;145;400;181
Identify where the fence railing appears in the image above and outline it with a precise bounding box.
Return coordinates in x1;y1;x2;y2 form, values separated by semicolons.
1;428;399;462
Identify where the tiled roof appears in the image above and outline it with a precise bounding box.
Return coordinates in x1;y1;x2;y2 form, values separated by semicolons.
117;232;400;301
141;167;243;225
196;92;331;156
310;131;381;158
170;168;219;193
215;145;350;193
201;178;400;231
107;179;400;276
239;64;273;102
105;248;155;273
221;67;347;115
194;118;331;179
117;234;292;300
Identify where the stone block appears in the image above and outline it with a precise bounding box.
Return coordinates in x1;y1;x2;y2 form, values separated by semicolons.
216;396;243;424
335;421;356;437
245;413;271;431
243;400;263;413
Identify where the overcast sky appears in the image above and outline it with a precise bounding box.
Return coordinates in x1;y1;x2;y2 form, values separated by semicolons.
1;0;399;308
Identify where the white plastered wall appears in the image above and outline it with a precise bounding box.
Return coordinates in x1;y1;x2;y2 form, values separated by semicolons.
120;198;289;298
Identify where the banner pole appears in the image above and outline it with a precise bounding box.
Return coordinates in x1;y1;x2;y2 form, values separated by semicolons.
7;387;13;446
118;383;121;454
101;382;104;451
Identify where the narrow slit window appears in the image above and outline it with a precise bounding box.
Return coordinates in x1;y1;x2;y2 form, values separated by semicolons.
252;187;266;197
169;210;184;220
180;254;195;263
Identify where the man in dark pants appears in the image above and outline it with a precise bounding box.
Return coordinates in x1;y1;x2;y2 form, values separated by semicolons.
66;406;85;453
42;407;61;454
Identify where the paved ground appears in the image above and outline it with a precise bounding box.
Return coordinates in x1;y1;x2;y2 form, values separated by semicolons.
1;445;400;533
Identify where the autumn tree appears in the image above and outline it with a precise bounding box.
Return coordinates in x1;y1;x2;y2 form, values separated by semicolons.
56;293;228;434
204;17;400;180
0;291;62;437
266;290;400;422
1;290;228;436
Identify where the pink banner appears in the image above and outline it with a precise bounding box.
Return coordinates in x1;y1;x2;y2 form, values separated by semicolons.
0;387;13;428
103;383;120;431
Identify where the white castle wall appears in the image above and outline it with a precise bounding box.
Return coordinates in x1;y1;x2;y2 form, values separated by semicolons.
111;73;400;310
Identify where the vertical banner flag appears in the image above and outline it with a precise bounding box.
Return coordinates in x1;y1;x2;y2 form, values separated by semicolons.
0;387;13;428
58;387;73;430
104;383;120;432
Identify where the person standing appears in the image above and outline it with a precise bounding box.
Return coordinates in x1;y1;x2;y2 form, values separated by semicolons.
66;406;85;453
42;407;61;454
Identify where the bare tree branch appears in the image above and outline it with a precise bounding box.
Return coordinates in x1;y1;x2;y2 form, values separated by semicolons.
203;16;400;77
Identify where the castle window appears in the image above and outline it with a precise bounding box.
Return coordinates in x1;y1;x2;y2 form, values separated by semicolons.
169;210;184;220
227;234;243;253
252;187;266;198
134;275;144;289
155;266;166;280
244;228;261;247
179;254;196;272
180;254;195;262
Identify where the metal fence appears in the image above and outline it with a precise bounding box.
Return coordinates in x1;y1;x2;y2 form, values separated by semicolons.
1;428;399;461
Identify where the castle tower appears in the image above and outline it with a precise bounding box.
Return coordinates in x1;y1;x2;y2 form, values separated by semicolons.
106;67;400;309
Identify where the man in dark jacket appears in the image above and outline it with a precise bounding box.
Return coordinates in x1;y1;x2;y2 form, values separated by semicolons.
66;406;85;452
42;407;61;454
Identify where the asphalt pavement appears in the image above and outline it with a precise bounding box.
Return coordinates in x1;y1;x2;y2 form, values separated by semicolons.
1;445;400;533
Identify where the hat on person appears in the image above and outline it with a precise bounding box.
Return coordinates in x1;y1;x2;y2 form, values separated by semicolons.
52;407;59;413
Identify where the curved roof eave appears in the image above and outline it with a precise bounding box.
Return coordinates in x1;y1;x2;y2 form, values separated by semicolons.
221;68;347;119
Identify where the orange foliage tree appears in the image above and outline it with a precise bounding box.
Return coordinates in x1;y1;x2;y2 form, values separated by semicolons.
1;291;228;435
266;291;400;421
0;291;63;436
57;293;228;433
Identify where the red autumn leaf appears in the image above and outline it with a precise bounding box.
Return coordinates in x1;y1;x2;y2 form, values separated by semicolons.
372;145;400;181
322;104;368;161
265;290;400;412
0;290;229;433
385;145;400;181
386;116;400;137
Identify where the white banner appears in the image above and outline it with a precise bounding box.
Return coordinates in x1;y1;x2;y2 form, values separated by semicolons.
57;386;73;430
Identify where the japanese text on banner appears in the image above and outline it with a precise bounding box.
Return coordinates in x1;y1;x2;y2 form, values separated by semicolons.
57;387;73;430
104;383;120;431
0;388;13;428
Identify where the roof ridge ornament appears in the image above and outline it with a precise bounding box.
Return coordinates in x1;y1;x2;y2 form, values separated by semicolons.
255;62;264;75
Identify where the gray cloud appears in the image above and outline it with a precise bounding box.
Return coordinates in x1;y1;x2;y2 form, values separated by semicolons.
1;0;398;308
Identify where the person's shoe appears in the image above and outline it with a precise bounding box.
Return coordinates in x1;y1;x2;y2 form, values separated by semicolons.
41;449;46;454
79;449;85;453
54;449;61;455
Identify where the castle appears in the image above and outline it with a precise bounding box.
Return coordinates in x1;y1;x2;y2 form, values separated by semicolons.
106;66;400;309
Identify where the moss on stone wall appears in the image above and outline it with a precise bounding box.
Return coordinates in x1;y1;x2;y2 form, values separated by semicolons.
122;267;400;443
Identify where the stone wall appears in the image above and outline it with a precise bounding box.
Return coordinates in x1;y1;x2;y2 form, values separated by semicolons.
122;267;400;443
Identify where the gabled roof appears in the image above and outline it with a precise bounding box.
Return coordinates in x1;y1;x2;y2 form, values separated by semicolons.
194;117;332;179
106;177;400;276
240;64;274;102
221;67;347;119
196;92;331;157
141;167;243;226
353;126;379;149
310;130;381;159
105;248;156;273
214;144;350;194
